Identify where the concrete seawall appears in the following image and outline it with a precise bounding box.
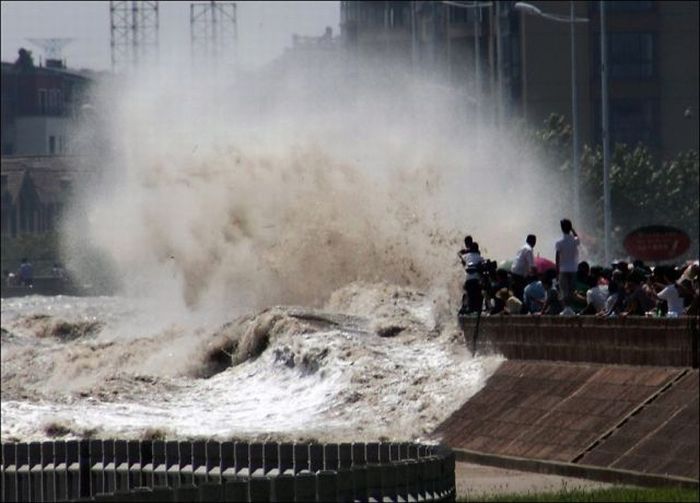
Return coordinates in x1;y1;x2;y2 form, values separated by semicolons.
436;317;700;484
460;316;699;367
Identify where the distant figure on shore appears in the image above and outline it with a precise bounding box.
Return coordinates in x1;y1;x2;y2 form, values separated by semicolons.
555;219;580;314
511;234;537;301
18;258;33;287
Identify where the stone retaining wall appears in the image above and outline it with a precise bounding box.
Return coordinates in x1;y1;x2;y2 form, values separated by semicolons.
460;316;699;367
0;440;456;502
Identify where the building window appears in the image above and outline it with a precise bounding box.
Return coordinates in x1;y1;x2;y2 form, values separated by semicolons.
610;99;656;146
49;135;56;154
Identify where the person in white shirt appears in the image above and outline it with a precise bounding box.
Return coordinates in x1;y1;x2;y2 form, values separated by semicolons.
459;242;484;315
555;219;580;311
657;282;686;317
511;234;537;302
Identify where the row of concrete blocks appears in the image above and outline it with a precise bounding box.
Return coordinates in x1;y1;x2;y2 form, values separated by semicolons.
1;440;456;502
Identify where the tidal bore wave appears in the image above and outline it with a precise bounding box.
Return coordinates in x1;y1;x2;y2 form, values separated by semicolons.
0;282;503;443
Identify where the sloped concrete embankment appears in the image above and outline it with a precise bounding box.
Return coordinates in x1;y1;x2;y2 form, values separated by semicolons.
436;317;699;486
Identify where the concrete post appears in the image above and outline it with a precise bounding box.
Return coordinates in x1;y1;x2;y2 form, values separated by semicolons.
16;443;29;502
271;472;295;502
249;472;272;501
140;440;153;488
206;440;222;482
3;443;17;502
279;443;294;475
352;443;366;466
294;471;316;502
192;440;207;486
324;443;339;471
54;441;68;501
317;470;338;502
395;460;409;502
152;440;167;487
264;442;279;474
220;441;234;479
178;441;193;486
41;442;56;503
224;478;248;501
352;465;368;502
127;440;142;490
66;440;80;500
338;443;352;470
309;444;323;472
380;462;397;502
29;441;42;502
249;443;264;473
293;443;309;473
234;442;249;476
165;441;180;488
89;439;105;496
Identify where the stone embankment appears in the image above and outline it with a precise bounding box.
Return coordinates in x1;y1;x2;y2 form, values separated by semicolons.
436;316;699;487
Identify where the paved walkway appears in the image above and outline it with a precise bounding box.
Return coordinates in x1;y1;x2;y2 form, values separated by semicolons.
456;461;612;500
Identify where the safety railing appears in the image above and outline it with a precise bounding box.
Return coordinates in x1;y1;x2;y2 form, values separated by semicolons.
1;440;456;502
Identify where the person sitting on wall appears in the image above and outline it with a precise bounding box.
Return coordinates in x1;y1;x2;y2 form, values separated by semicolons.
621;269;656;316
523;274;546;314
580;266;609;315
18;258;33;287
540;269;563;315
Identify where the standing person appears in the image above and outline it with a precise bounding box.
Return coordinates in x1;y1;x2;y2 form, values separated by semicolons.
18;258;33;287
555;219;580;314
511;234;537;301
459;242;484;315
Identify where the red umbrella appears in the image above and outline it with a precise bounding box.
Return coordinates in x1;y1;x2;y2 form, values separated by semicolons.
535;256;556;274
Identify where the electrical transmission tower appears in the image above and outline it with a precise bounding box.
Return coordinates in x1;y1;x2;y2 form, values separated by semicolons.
110;1;159;73
190;1;237;71
27;38;73;64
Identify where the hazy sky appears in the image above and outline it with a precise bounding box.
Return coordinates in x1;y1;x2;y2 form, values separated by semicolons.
1;1;340;71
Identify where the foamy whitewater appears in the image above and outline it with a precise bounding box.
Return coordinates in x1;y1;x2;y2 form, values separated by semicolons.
1;48;567;443
1;284;503;443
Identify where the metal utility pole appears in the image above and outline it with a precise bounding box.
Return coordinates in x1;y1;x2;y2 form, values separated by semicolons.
600;1;611;265
190;1;237;71
110;1;159;73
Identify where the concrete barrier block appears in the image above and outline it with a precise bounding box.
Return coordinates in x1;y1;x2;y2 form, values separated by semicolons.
279;443;294;474
250;471;271;501
89;439;105;496
338;444;352;470
192;440;207;486
352;465;368;502
295;470;316;502
127;440;142;490
379;443;390;463
352;443;366;466
206;440;221;482
407;444;418;461
249;443;263;473
264;442;279;473
15;442;30;503
140;440;154;488
395;461;409;502
380;463;397;502
389;443;400;462
404;460;418;502
29;441;42;503
398;443;409;461
317;470;338;502
41;442;56;503
271;472;295;502
54;441;68;501
324;443;339;471
165;441;180;488
220;442;234;472
336;467;354;503
197;481;223;502
66;440;80;500
366;443;380;464
309;444;323;472
152;441;167;488
178;441;194;486
173;484;199;502
366;463;382;503
234;442;249;475
224;478;248;501
294;444;309;473
3;443;18;503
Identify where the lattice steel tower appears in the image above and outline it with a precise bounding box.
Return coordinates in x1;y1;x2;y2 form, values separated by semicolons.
190;1;237;71
110;1;160;73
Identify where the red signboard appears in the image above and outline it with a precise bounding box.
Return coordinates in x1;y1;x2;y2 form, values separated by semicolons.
623;225;691;262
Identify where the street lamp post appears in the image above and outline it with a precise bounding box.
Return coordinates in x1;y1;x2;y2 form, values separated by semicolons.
442;1;494;136
600;1;611;265
514;2;588;225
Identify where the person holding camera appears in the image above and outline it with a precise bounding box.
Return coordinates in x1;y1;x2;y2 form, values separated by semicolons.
459;241;485;315
555;219;580;314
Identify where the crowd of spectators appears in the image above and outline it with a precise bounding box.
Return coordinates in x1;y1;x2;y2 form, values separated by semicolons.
459;220;699;318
